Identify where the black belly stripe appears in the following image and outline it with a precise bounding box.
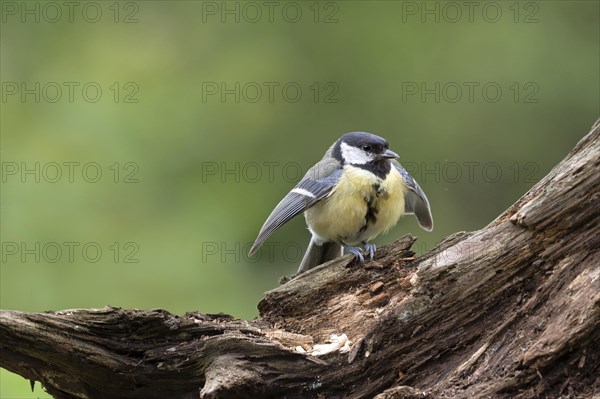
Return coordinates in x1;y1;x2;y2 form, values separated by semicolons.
373;182;383;197
365;202;378;224
359;195;378;233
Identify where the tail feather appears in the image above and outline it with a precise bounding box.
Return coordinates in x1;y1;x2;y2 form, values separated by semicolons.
297;239;342;274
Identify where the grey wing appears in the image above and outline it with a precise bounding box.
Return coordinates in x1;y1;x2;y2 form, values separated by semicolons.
394;161;434;231
248;158;342;256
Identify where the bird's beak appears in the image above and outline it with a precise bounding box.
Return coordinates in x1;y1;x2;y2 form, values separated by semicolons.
379;149;399;159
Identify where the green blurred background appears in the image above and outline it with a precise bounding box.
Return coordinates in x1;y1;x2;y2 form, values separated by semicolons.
1;1;598;397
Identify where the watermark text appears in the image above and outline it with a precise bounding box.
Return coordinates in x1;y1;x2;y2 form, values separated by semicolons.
1;81;140;103
1;1;140;23
201;81;339;103
201;1;339;23
2;241;140;263
2;162;140;183
401;81;539;103
400;1;539;23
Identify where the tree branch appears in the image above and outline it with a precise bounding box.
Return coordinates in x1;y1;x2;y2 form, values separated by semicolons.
2;119;599;399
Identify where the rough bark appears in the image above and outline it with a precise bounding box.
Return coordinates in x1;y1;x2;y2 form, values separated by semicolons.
1;119;599;399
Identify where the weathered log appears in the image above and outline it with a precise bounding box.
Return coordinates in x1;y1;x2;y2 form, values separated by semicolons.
1;119;599;399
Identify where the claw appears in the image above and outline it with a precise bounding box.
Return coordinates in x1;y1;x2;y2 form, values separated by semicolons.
363;242;377;260
346;246;365;263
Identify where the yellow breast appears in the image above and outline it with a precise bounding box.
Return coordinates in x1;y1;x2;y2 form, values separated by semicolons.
305;165;406;245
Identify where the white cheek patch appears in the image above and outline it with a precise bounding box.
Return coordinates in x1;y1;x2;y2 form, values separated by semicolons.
340;142;373;165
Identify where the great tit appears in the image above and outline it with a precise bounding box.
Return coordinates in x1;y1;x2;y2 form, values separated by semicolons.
249;132;433;274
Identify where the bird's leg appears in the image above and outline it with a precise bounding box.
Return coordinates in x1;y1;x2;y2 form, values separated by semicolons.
345;246;365;263
362;242;377;260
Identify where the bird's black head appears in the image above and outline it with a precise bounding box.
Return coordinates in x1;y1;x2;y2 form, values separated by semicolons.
332;132;398;167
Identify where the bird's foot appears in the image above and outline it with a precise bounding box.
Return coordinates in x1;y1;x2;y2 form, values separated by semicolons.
346;243;377;263
346;246;365;263
363;242;377;260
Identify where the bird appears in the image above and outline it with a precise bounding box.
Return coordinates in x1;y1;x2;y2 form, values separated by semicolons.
248;132;433;274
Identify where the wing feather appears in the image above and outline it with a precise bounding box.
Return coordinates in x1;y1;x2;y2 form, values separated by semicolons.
248;160;342;255
394;162;434;231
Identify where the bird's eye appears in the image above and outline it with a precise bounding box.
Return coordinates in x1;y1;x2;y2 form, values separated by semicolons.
362;145;371;152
